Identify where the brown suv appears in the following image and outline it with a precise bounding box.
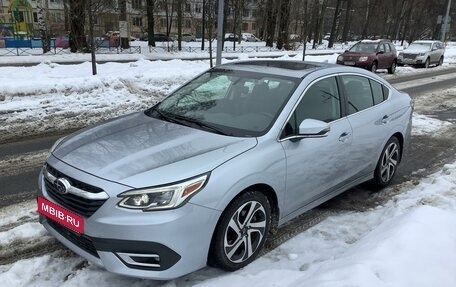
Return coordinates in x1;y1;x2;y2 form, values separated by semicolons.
337;39;397;74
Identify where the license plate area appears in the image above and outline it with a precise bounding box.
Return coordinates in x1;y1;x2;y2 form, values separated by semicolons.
344;61;355;66
38;196;84;234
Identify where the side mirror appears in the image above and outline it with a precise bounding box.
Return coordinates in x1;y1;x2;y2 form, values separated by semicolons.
298;119;331;137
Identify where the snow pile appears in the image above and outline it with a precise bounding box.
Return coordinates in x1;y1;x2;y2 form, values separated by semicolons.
412;113;452;135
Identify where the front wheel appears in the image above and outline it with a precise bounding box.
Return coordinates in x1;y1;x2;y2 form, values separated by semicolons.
437;56;444;66
370;61;378;73
371;137;401;188
209;191;271;271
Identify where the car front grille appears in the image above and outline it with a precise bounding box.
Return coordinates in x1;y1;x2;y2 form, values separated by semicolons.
44;165;107;217
402;53;417;59
47;219;99;258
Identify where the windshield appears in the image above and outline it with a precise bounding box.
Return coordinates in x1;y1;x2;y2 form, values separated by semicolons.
349;42;377;52
146;70;299;137
407;43;431;50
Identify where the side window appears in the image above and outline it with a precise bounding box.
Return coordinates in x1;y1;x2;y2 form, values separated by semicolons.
369;79;384;105
378;44;385;53
382;85;389;100
295;77;341;124
342;75;374;114
385;43;391;52
281;77;341;138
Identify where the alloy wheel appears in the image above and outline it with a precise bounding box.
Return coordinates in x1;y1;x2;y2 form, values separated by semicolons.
380;142;399;183
223;201;267;263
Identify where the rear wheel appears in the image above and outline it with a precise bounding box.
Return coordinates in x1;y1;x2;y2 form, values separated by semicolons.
437;56;444;66
209;191;271;271
370;61;378;73
371;137;401;188
388;61;397;74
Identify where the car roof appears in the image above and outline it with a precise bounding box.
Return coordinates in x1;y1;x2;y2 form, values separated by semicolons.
216;60;345;79
412;40;439;44
360;39;390;43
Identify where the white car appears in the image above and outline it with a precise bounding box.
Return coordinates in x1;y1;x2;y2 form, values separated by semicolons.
242;33;261;42
398;40;445;68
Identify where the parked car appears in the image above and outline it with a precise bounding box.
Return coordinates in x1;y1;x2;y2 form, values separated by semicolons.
397;40;445;68
181;33;196;42
38;60;412;280
337;39;398;74
224;33;240;41
154;33;174;42
242;33;261;42
54;35;69;48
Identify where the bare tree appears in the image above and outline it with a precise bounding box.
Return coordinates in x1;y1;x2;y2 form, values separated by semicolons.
328;0;342;48
265;0;278;47
276;0;291;50
69;0;87;52
37;0;51;53
147;0;156;47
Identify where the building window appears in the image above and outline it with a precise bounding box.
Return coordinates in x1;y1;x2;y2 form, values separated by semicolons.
252;22;257;31
195;4;201;13
160;18;167;28
132;17;143;27
185;19;191;29
50;12;62;23
242;22;248;31
132;0;142;10
185;3;191;12
243;9;249;18
252;10;257;18
33;12;38;23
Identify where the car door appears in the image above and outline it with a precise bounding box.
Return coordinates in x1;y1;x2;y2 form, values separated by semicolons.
340;74;392;179
430;43;440;63
280;76;353;216
376;43;388;68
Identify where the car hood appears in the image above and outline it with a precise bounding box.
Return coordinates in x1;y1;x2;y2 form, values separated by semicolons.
53;112;257;188
402;47;429;53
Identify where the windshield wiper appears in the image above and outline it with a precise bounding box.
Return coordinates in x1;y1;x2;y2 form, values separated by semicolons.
154;107;230;136
172;114;231;136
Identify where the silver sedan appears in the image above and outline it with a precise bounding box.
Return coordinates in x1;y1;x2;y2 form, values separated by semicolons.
38;60;413;279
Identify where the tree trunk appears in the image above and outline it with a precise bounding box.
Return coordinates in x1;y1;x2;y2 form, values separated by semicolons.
341;0;352;42
177;0;182;50
328;0;342;48
265;0;278;47
37;0;51;53
201;0;206;50
276;0;290;50
119;0;130;49
69;0;87;52
147;0;156;47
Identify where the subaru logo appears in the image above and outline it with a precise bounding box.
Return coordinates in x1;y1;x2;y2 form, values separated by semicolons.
55;178;71;194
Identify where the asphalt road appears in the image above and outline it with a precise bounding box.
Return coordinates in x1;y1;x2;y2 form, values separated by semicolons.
0;67;455;210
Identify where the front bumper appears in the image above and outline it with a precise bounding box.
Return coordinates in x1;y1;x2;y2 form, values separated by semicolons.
38;159;222;280
397;55;425;65
336;59;371;69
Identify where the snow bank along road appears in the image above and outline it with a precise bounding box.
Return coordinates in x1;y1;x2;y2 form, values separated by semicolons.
1;65;455;269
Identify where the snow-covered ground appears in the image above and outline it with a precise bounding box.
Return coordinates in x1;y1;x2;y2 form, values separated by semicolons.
1;158;456;286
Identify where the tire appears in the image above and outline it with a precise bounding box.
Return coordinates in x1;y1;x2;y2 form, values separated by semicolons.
209;191;271;271
423;57;430;68
370;61;378;73
437;56;444;66
371;136;401;188
388;60;397;74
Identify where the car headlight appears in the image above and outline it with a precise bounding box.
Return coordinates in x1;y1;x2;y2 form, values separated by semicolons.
359;56;368;62
337;55;344;61
118;174;209;210
418;53;425;56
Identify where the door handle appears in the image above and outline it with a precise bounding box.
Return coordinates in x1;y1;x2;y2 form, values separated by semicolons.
381;115;389;124
339;132;351;142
